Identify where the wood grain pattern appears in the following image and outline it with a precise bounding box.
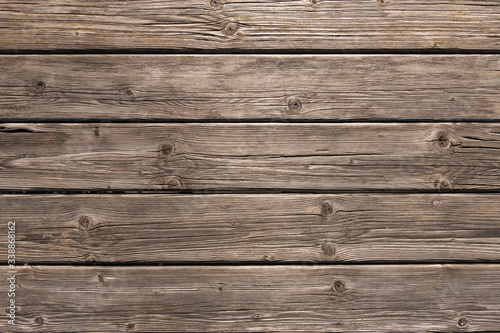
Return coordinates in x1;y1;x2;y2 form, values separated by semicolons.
0;123;499;191
2;265;499;332
2;194;500;263
1;0;500;51
1;55;500;121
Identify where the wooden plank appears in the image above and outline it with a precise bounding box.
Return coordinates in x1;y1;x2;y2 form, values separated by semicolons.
3;194;500;263
0;1;500;51
0;123;500;191
2;265;499;332
2;55;500;121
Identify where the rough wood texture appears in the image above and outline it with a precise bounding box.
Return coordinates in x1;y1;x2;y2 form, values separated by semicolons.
1;55;500;121
1;1;500;51
2;265;499;332
2;194;500;263
0;123;499;190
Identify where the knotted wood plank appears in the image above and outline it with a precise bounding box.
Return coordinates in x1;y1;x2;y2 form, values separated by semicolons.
2;265;499;332
0;0;499;51
2;194;500;263
0;123;499;190
1;55;500;121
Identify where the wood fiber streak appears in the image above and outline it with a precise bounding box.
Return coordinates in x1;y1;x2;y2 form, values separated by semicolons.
2;265;500;332
2;194;500;263
0;123;499;190
0;0;500;50
1;55;500;121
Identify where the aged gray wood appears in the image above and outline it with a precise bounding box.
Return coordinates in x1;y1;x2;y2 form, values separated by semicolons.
2;55;500;121
0;123;500;190
3;194;500;263
1;1;500;51
3;265;499;332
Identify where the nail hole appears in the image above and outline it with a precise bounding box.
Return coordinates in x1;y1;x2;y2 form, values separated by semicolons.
287;97;302;112
33;80;46;91
98;274;104;283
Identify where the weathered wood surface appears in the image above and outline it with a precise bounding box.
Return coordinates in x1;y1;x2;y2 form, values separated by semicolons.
1;1;500;51
3;265;499;332
0;123;499;191
2;55;500;121
2;194;500;263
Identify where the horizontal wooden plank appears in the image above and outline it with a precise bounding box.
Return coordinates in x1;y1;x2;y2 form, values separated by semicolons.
3;265;499;332
2;55;500;121
0;123;499;190
2;194;500;263
1;1;500;51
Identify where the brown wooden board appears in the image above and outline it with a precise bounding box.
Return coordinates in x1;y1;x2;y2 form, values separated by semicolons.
1;55;500;121
1;1;500;51
1;194;500;263
2;265;499;332
0;123;499;191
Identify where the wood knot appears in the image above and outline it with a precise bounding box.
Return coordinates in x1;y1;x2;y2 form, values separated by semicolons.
435;131;451;149
223;22;239;36
262;254;275;261
435;177;452;190
160;142;175;156
98;274;104;283
94;127;100;136
321;243;336;256
164;177;182;190
127;322;135;329
332;280;346;293
32;79;46;91
457;317;468;327
321;201;335;217
311;0;319;4
287;97;302;112
125;89;134;96
377;0;386;5
78;215;94;230
84;253;101;263
210;0;223;8
35;316;44;325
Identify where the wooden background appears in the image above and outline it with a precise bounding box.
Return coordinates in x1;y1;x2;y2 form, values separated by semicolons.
1;1;500;332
